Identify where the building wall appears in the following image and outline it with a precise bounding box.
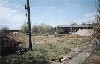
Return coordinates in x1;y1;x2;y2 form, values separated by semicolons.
57;27;93;34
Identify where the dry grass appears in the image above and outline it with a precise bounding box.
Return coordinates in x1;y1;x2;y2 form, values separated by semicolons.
0;34;91;64
12;34;90;49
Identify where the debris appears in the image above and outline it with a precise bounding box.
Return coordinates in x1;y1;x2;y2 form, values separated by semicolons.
73;29;93;36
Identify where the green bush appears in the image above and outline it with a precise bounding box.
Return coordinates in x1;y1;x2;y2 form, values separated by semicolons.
0;54;49;64
32;43;71;60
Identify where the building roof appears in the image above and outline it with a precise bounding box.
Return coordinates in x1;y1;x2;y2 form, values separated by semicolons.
0;30;20;32
57;24;95;28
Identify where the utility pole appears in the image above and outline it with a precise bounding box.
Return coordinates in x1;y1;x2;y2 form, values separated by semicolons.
25;0;32;51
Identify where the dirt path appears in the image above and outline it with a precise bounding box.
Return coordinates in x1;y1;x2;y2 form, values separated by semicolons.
62;43;94;64
50;39;95;64
62;52;91;64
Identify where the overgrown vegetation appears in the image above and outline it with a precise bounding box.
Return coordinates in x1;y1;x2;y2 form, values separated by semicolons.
0;32;90;64
0;27;20;56
0;53;50;64
20;22;55;35
32;23;55;35
0;27;49;64
32;42;71;60
82;26;100;64
0;38;71;64
20;22;29;34
0;26;90;64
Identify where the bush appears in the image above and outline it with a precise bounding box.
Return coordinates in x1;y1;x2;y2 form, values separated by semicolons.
0;27;21;56
31;42;71;60
0;53;50;64
0;34;19;56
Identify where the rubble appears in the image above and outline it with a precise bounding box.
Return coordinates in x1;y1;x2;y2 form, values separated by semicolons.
73;29;93;36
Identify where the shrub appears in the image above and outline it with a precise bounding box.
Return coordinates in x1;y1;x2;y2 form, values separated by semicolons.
0;34;19;56
0;54;50;64
0;27;20;56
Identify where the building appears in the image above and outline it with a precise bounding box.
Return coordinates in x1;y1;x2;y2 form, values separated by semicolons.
57;24;94;34
0;30;20;34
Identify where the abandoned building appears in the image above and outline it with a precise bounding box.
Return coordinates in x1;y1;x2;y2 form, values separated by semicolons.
0;30;20;34
57;24;94;34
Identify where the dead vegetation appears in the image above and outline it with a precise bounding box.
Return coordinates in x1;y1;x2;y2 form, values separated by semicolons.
13;34;90;44
0;33;91;64
12;34;90;60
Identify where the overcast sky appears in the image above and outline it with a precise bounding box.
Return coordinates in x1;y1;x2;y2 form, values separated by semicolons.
0;0;97;29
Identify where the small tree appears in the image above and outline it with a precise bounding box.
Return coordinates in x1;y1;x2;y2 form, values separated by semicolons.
20;22;29;34
32;23;55;35
0;26;9;35
71;23;77;25
32;25;38;34
46;25;55;35
81;23;86;25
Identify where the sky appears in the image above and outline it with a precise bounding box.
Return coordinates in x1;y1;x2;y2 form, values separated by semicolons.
0;0;97;29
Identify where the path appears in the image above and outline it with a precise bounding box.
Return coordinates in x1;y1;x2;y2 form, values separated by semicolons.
50;39;95;64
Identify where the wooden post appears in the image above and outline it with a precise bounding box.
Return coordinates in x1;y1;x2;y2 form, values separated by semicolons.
25;0;32;51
